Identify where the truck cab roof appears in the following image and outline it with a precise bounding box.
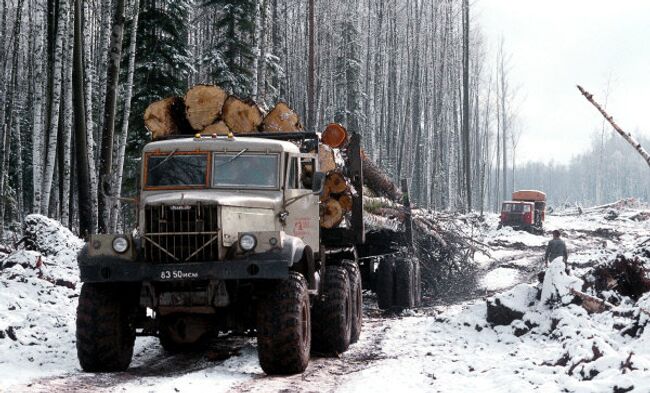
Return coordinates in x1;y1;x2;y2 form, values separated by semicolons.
143;136;302;154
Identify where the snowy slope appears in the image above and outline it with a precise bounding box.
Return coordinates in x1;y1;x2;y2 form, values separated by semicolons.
2;206;650;392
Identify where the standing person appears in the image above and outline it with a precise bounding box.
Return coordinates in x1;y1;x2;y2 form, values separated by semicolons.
545;230;569;271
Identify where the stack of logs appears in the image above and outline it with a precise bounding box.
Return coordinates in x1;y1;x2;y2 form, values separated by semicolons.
144;84;403;230
144;84;304;139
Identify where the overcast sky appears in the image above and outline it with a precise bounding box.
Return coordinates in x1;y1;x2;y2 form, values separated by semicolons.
476;0;650;165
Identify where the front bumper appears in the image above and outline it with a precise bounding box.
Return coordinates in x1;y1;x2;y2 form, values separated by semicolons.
79;253;290;283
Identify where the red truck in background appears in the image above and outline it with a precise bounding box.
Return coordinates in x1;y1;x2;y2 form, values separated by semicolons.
498;190;546;234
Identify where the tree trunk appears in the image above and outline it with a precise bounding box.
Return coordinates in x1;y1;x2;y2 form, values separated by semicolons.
61;19;74;226
31;0;46;215
109;0;140;232
97;0;126;233
41;0;70;214
73;0;94;236
577;85;650;169
306;0;316;131
461;0;471;211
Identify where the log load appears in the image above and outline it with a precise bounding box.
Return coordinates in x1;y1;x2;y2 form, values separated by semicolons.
262;102;303;133
362;151;403;202
325;172;347;194
202;121;230;136
184;84;228;131
144;97;192;139
318;145;337;173
320;198;344;229
222;96;264;134
338;193;352;212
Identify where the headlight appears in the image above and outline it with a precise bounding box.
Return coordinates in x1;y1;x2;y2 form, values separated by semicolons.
112;236;129;253
239;234;257;251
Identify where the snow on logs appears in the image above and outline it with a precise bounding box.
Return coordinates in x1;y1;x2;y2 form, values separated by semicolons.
262;101;303;133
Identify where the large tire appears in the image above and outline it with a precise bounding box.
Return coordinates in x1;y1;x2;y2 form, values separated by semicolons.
257;272;311;375
342;260;362;344
76;283;138;372
412;258;422;307
376;257;395;310
312;266;352;355
394;258;415;309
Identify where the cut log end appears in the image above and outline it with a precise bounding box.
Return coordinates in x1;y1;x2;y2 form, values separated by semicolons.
318;144;337;173
202;121;230;136
144;97;186;140
320;198;344;229
262;102;303;133
325;172;347;194
222;96;264;134
185;84;228;131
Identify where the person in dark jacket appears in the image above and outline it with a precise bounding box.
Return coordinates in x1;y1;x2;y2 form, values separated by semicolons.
545;230;568;269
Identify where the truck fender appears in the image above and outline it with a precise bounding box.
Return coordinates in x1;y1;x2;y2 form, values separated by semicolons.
281;235;307;267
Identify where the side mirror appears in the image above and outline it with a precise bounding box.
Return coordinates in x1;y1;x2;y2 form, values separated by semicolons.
312;172;326;195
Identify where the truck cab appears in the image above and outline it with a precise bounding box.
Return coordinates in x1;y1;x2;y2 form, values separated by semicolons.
76;133;348;376
499;190;546;232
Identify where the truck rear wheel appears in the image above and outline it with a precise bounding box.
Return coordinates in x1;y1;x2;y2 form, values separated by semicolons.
376;257;395;310
257;272;311;375
76;283;138;372
312;266;352;354
342;260;362;344
395;258;415;309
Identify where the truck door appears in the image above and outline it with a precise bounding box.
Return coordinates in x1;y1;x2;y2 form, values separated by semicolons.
284;154;320;250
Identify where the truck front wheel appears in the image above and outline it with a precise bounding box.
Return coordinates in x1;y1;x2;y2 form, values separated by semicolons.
257;272;311;375
76;283;138;372
312;266;352;354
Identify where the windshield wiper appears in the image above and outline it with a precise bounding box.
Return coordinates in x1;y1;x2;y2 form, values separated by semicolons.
149;149;179;172
214;148;248;169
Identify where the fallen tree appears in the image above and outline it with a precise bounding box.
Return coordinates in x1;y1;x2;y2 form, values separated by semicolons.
578;85;650;168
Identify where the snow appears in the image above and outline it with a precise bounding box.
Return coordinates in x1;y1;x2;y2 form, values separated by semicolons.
481;267;519;291
0;215;84;386
2;207;650;392
540;259;583;305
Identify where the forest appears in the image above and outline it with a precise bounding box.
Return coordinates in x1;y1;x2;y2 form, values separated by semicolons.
0;0;646;237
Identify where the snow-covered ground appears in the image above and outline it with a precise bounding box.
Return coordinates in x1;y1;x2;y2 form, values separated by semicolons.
2;204;650;392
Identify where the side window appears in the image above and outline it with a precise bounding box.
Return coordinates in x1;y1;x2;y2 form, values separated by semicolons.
287;157;299;189
300;157;316;189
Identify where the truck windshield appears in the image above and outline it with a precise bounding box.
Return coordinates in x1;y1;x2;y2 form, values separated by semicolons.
146;153;208;187
503;203;531;213
212;153;279;188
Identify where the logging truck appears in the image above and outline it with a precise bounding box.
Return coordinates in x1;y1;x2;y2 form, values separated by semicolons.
498;190;546;233
75;128;420;375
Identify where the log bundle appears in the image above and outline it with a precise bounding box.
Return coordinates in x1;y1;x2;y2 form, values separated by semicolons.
144;84;296;138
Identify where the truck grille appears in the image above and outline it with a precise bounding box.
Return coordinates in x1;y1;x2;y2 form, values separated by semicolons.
143;204;219;263
504;214;524;225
